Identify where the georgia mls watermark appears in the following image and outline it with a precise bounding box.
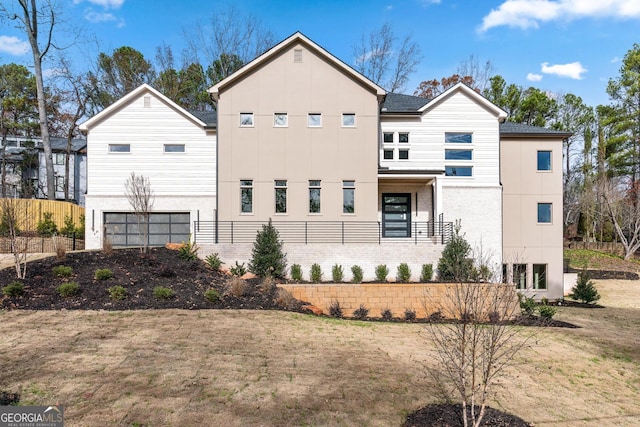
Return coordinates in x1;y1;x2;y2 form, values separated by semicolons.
0;406;63;427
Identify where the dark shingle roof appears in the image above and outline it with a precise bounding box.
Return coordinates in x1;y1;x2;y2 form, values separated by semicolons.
189;110;217;128
381;93;430;114
48;137;87;152
500;121;572;137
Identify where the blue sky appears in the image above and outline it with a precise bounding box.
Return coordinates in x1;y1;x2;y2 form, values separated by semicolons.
1;0;639;108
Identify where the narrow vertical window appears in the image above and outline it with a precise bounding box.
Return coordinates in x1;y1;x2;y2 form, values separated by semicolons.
240;180;253;213
533;264;547;290
309;180;321;213
275;180;287;213
343;180;355;214
513;264;527;290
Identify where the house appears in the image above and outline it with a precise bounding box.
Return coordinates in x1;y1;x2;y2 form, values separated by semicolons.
80;32;568;299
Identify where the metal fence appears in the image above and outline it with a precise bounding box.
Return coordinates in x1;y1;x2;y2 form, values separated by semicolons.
0;233;84;253
193;220;453;245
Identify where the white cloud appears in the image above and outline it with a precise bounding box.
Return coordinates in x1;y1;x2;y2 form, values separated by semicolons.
541;61;587;79
611;56;621;63
420;0;442;5
527;73;543;81
0;35;30;56
84;9;117;23
74;0;124;9
479;0;640;32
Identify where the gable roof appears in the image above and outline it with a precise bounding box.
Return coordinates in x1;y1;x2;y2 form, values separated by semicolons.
79;84;207;132
500;121;572;137
189;110;217;129
209;31;386;101
418;82;508;120
381;93;429;114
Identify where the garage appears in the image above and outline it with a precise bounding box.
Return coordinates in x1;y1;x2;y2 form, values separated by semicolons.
104;212;191;247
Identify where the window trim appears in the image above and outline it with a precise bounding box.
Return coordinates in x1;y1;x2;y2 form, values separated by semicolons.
537;202;552;224
240;112;254;127
55;175;65;192
342;180;355;214
445;132;473;144
445;166;473;177
445;149;473;161
309;180;321;214
108;144;131;153
537;150;552;171
163;144;186;153
275;179;287;214
342;113;356;127
308;113;322;128
240;179;253;214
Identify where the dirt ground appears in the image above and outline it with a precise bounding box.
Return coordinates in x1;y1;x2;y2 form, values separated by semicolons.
0;278;637;426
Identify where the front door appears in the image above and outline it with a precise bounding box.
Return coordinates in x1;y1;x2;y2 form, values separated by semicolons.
382;193;411;237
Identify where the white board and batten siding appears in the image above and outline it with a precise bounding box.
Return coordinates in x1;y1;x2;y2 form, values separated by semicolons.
82;88;217;249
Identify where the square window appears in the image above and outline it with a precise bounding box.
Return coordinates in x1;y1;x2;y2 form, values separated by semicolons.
274;113;288;127
240;112;254;127
445;166;472;177
164;144;185;153
399;133;409;143
537;150;552;171
342;113;355;127
533;264;547;290
308;113;322;127
513;264;527;290
240;180;253;213
383;132;394;143
399;150;409;160
383;150;394;160
445;132;472;143
445;149;473;160
109;144;130;153
538;203;552;223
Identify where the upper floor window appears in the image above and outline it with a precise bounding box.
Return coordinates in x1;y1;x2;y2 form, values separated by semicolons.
275;180;287;213
445;166;472;177
240;112;254;127
538;203;552;223
445;149;473;160
445;132;472;143
164;144;185;153
54;153;66;165
309;180;321;213
343;180;355;214
537;150;552;171
240;180;253;214
383;149;394;160
398;149;409;160
274;113;288;127
399;132;409;143
342;113;356;127
109;144;130;153
308;113;322;127
383;132;394;143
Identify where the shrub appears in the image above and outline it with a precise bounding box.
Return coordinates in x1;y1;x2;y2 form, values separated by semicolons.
518;293;537;316
227;277;247;297
177;240;199;261
310;263;323;283
230;261;247;277
2;281;24;297
421;264;434;282
60;215;76;238
404;308;417;322
52;265;73;278
397;263;411;283
375;264;389;282
260;275;276;293
381;308;393;321
538;304;557;320
76;215;85;239
329;300;343;318
569;270;601;304
204;288;221;302
353;304;369;320
248;218;287;278
204;253;222;270
351;265;363;283
332;264;344;282
57;281;79;297
36;212;58;237
275;288;298;310
94;268;114;280
290;264;303;282
153;286;174;299
437;221;473;282
107;285;127;300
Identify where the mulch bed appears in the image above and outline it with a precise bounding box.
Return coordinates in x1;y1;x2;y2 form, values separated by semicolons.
404;403;532;427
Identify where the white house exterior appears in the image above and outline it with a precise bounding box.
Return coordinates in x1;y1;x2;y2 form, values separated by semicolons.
80;32;567;298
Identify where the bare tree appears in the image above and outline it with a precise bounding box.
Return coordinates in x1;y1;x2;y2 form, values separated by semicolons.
124;172;154;253
424;282;528;427
0;198;33;278
604;179;640;259
456;54;496;94
353;22;422;93
0;0;61;200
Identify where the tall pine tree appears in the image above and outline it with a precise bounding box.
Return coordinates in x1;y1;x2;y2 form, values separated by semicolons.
249;219;287;278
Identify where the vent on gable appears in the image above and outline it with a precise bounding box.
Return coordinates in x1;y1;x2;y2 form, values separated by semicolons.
294;49;302;63
144;95;151;108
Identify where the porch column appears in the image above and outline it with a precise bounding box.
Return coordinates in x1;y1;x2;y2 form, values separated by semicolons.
433;176;443;220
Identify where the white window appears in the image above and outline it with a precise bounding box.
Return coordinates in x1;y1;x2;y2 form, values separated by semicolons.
274;113;288;127
342;113;355;127
309;180;321;213
164;144;185;153
343;180;355;214
54;153;65;165
240;180;253;214
445;133;472;143
308;113;322;127
533;264;547;290
109;144;130;153
55;176;64;192
275;180;287;213
240;112;254;127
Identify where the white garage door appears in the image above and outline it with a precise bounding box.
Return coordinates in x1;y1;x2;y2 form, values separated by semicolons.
104;212;191;247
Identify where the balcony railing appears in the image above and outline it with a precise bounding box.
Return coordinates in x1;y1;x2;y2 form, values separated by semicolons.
193;220;453;245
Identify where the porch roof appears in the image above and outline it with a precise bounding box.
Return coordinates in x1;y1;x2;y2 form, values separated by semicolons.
378;168;444;181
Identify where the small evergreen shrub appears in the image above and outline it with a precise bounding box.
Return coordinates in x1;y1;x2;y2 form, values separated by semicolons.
290;264;303;282
569;270;601;304
52;265;73;278
177;240;199;261
404;308;417;322
60;215;76;238
107;285;127;301
76;215;85;239
397;263;411;283
57;281;79;297
36;212;58;237
153;286;174;299
227;277;247;297
353;304;369;320
332;264;344;282
420;264;433;282
248;218;287;278
518;293;537;316
375;264;389;282
94;268;114;280
230;261;247;277
2;281;24;297
204;288;221;302
204;253;222;270
538;304;557;320
381;308;393;321
437;221;473;282
329;300;343;318
351;265;363;283
310;263;323;283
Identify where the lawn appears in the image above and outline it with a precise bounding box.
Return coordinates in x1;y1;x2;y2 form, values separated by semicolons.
1;278;639;426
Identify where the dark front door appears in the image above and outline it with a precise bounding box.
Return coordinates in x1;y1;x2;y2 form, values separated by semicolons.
382;193;411;237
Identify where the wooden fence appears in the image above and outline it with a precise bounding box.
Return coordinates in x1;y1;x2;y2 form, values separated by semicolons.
0;198;85;231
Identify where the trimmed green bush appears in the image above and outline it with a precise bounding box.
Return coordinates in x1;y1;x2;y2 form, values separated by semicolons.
290;264;303;282
107;285;127;300
94;268;114;280
421;264;434;282
57;281;79;297
569;270;601;304
538;304;557;320
310;263;323;283
518;293;536;316
37;212;58;237
2;281;24;297
351;265;363;284
332;264;344;282
204;288;221;302
177;241;199;261
375;264;389;282
437;221;473;282
204;253;222;270
248;218;287;278
52;265;73;278
397;263;411;283
60;215;76;238
230;261;247;277
153;286;174;299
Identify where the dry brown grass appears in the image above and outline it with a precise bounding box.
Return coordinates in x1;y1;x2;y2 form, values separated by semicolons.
226;276;247;297
0;280;639;426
